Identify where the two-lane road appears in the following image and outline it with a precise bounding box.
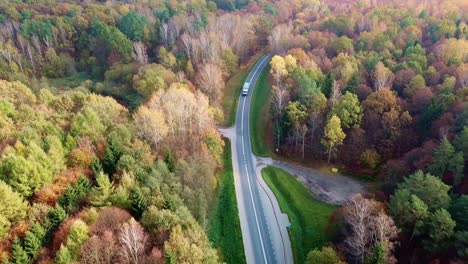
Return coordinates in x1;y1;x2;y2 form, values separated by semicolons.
230;55;292;264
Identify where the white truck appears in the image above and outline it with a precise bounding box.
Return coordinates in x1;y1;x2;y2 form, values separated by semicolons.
242;82;250;96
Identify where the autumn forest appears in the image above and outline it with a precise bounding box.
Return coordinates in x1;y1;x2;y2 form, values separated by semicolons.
0;0;466;264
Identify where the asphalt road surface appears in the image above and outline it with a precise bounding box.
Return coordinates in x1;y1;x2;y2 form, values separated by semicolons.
234;55;285;264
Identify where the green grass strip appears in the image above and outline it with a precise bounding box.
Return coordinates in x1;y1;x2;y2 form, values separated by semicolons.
261;166;336;264
250;65;272;157
208;140;246;264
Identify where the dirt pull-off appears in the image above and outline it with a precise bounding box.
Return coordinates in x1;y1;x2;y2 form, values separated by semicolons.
257;158;367;205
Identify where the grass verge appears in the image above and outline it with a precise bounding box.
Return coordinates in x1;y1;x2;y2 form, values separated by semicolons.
250;65;272;157
222;70;249;127
261;166;337;264
208;140;246;264
221;54;262;127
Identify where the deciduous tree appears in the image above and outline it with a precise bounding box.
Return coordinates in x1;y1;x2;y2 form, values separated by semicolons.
322;115;346;163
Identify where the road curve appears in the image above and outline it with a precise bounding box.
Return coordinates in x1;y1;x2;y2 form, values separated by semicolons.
222;55;293;264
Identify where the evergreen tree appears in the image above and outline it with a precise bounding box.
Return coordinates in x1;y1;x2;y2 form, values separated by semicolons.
58;175;91;213
11;236;29;264
164;149;175;173
366;243;386;264
91;171;114;207
130;188;147;219
24;224;45;259
423;209;456;252
47;205;67;233
429;136;455;176
91;157;103;177
103;141;122;176
322;73;334;98
345;73;359;94
449;151;465;185
55;245;72;264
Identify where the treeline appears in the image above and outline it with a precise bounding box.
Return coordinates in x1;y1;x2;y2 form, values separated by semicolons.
261;0;467;263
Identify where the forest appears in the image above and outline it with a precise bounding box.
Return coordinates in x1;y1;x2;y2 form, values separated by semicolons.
0;0;466;264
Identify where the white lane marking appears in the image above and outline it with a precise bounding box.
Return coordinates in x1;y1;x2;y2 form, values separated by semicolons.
240;56;270;264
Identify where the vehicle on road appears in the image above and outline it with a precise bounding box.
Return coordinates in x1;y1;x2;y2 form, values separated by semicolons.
242;82;250;96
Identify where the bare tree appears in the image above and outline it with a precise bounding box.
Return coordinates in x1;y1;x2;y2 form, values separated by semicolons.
344;194;400;264
344;194;377;263
298;124;308;160
133;42;148;65
372;212;399;264
81;231;117;264
118;218;147;264
373;62;394;90
329;81;342;106
196;63;225;105
272;85;290;148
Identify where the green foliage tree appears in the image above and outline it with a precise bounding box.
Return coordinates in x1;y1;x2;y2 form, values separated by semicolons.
422;209;455;252
454;231;468;257
130;188;147;219
429;136;465;184
221;48;239;76
322;115;346;163
132;64;177;97
91;157;103;177
345;73;359;94
331;36;354;54
322;73;334;98
430;136;455;176
0;180;28;238
418;90;455;133
47;205;67;233
103;140;122;177
10;236;29;264
0;142;55;197
305;246;341;264
158;47;177;69
450;195;468;231
329;91;363;129
70;108;106;142
58;175;91;213
396;170;451;211
389;189;428;236
117;11;149;42
66;220;89;257
55;245;72;264
91;171;114;207
23;224;45;260
366;242;386;264
164;149;175;173
90;19;133;62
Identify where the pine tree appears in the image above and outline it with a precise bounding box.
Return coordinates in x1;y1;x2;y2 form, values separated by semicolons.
24;224;45;259
103;141;122;176
429;136;455;176
91;157;103;177
366;243;386;264
58;175;90;213
164;149;175;173
449;151;465;185
47;205;67;233
11;237;29;264
55;245;72;264
345;73;359;94
130;188;147;219
322;73;334;98
91;171;114;207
